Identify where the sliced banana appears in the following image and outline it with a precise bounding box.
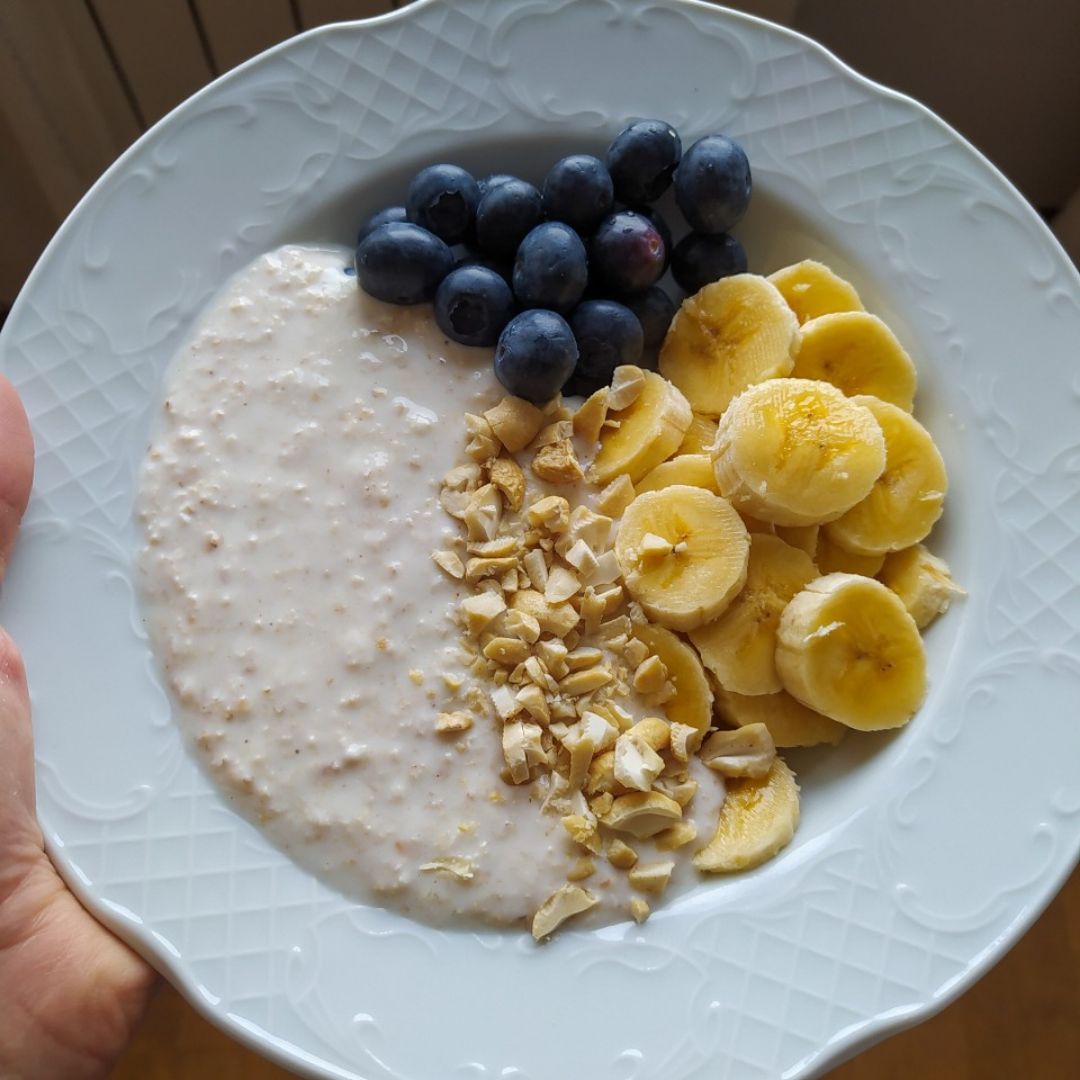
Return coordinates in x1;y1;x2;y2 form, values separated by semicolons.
689;534;817;696
712;378;886;527
776;573;926;730
767;259;864;325
773;523;818;558
815;530;885;577
678;412;719;455
823;395;946;556
659;275;799;417
637;454;719;494
713;684;846;747
693;757;799;873
879;543;965;629
616;486;749;631
791;311;917;411
588;368;692;484
632;622;714;733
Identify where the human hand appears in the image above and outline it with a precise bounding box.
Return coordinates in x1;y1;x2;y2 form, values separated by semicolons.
0;376;156;1079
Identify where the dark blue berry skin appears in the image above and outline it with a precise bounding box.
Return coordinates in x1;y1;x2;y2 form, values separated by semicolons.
355;222;453;305
624;286;677;351
434;265;516;347
606;119;682;204
671;232;748;294
406;164;481;244
589;210;666;295
542;155;614;235
455;250;513;285
477;173;517;198
564;300;644;396
475;179;544;259
494;310;579;405
674;135;752;235
512;222;588;314
357;205;407;246
623;204;673;272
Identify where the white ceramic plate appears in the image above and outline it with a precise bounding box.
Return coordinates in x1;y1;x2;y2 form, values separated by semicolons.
2;1;1079;1077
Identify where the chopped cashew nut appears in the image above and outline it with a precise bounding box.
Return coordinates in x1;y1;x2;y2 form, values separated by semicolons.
633;655;669;694
630;898;651;923
435;711;474;734
464;413;500;462
459;592;506;635
608;365;646;410
484;396;545;452
431;549;465;579
607;839;639;870
700;723;776;779
532;884;598;940
596;474;636;517
561;814;602;854
532;440;584;484
527;495;570;532
655;821;698;851
602;791;683;838
572;388;609;442
628;860;674;895
614;732;665;792
419;857;475;881
567;857;596;881
489;456;526;511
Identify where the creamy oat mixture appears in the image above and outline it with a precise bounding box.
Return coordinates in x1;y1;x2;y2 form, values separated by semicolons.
139;245;723;927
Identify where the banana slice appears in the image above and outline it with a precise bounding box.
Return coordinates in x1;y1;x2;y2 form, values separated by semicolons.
693;757;799;873
689;534;817;696
776;573;926;730
633;622;714;733
659;275;799;417
589;368;692;484
879;543;965;629
616;486;750;631
712;378;886;527
713;684;846;747
791;311;917;411
767;259;864;324
678;412;719;455
815;530;885;577
774;524;818;558
823;395;946;556
637;454;719;494
739;512;776;535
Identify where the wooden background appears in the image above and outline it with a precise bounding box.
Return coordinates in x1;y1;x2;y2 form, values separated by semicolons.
0;1;1076;1076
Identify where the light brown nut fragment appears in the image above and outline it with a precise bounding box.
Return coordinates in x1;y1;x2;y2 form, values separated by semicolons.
561;814;602;854
589;792;614;817
566;647;603;671
563;538;598;575
435;711;474;734
586;750;616;795
602;791;683;838
623;638;649;668
655;821;698;851
504;609;541;644
567;857;596;882
599;615;632;641
515;683;550;724
577;709;619;752
607;838;639;870
627;717;670;752
485;396;545;453
633;655;669;695
654;778;699;808
589;550;622;587
463;484;502;541
629;898;651;924
573;388;609;442
669;722;704;763
464;413;500;462
468;536;518;557
443;463;483;491
595;473;636;517
431;549;465;580
418;857;474;881
527;495;571;532
488;455;526;511
465;556;518;585
459;592;506;636
439;487;472;519
491;683;521;720
503;720;545;783
511;590;580;638
580;588;607;634
532;884;598;941
483;637;531;665
700;723;776;779
535;420;574;446
545;565;581;604
536;639;569;677
560;667;613;696
608;365;647;411
533;440;584;484
522;549;549;591
557;506;614;556
628;860;674;895
614;732;664;792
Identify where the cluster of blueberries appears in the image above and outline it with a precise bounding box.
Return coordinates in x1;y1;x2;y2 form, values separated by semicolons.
354;120;752;405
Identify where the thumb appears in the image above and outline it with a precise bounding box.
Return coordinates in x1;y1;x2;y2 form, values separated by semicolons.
0;374;33;582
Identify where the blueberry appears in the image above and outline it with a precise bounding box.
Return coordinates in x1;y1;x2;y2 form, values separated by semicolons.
494;310;579;405
624;204;673;271
512;222;588;314
565;300;644;396
606;119;682;204
674;134;752;234
671;232;748;294
406;164;480;244
455;250;513;285
357;205;407;246
624;286;676;351
477;173;517;198
589;210;666;294
354;222;453;305
542;155;614;235
475;178;543;259
434;265;516;347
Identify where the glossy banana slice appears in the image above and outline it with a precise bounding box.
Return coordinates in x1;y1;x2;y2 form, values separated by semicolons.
879;543;965;629
588;368;692;484
637;454;719;494
776;573;926;730
693;757;799;873
768;259;864;324
823;395;946;556
814;530;885;577
678;412;719;455
689;534;817;696
712;378;886;527
792;311;917;411
659;275;799;417
616;486;750;631
713;684;846;747
632;622;714;733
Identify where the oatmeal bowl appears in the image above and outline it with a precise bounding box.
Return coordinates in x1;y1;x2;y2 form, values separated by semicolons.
3;1;1079;1077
